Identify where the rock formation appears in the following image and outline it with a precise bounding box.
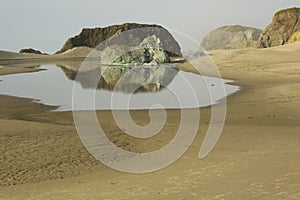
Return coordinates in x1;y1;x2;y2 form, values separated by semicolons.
201;25;262;50
19;48;44;55
101;35;169;65
257;8;300;48
56;23;182;57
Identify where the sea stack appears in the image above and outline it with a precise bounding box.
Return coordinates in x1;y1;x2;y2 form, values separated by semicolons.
56;23;182;57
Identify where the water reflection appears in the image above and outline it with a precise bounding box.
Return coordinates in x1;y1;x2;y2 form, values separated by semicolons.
58;64;179;93
0;63;240;111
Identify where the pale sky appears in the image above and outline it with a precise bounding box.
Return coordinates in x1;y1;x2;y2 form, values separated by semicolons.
1;0;299;53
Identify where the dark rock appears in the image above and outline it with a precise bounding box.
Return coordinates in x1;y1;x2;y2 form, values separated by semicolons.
19;48;45;55
257;7;300;48
201;25;262;50
56;23;182;57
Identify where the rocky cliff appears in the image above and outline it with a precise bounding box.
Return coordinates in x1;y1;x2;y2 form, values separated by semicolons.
56;23;182;57
257;8;300;48
201;25;262;50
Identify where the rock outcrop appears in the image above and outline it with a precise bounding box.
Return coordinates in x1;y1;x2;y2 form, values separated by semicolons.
257;8;300;48
201;25;262;50
102;35;169;65
19;48;44;55
56;23;182;57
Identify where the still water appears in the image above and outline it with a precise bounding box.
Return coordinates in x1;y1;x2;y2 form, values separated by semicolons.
0;65;240;111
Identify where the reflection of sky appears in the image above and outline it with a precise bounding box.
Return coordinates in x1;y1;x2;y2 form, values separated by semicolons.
0;65;240;111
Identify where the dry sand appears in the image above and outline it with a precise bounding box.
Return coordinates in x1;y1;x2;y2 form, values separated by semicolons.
0;43;300;199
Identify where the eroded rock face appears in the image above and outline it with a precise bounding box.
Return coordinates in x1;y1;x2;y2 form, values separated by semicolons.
201;25;262;50
257;8;300;48
106;35;169;65
56;23;182;57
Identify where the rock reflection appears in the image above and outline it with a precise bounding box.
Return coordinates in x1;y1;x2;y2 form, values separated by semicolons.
58;64;178;94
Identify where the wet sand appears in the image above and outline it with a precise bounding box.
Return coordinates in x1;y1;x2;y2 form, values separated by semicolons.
1;44;300;199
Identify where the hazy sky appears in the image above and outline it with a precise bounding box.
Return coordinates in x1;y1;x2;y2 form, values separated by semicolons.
1;0;299;53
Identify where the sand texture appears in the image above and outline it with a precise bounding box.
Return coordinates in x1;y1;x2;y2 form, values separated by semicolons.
0;43;300;199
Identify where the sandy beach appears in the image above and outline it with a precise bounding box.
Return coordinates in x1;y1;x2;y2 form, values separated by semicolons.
1;43;300;199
